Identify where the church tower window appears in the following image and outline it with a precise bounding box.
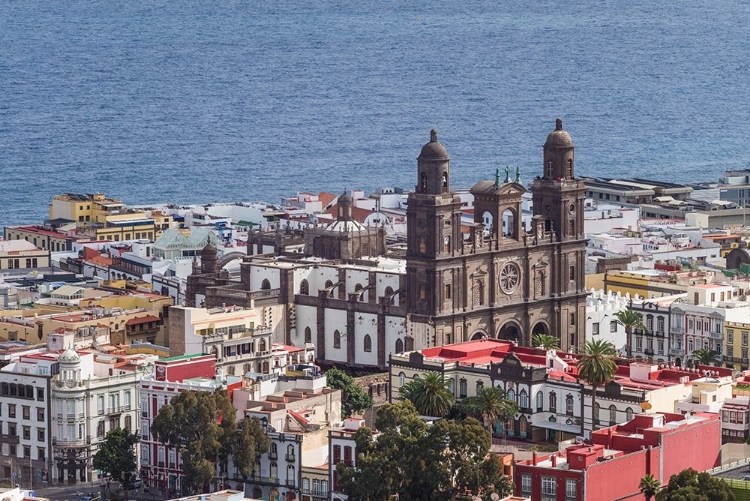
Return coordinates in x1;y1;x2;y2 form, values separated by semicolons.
421;172;427;193
442;172;449;192
546;161;553;178
566;159;573;178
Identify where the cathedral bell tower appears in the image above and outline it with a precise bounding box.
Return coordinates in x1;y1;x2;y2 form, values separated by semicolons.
406;130;464;317
531;118;586;242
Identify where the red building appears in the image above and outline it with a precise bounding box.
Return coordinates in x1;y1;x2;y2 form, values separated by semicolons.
140;353;243;496
515;412;721;500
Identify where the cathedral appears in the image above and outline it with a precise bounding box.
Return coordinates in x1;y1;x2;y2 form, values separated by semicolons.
405;119;587;352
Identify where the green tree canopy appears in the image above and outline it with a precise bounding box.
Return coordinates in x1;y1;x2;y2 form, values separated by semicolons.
614;309;644;359
458;386;519;433
336;400;513;501
92;428;139;500
655;468;734;501
326;367;373;417
639;473;660;501
151;389;268;494
532;333;560;351
399;371;454;417
577;339;618;430
690;348;721;367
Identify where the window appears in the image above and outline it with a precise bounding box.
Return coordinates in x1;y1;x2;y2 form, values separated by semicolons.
333;330;341;349
728;330;734;344
566;479;577;499
97;396;105;415
22;426;30;440
507;389;516;402
636;337;643;351
521;475;532;493
610;320;617;333
37;447;45;461
419;284;426;300
519;390;528;409
36;387;44;401
566;395;574;415
261;279;271;290
658;340;664;354
536;391;543;412
626;407;634;421
542;476;556;496
22;406;29;420
97;420;105;438
304;327;312;344
443;236;451;253
609;405;617;425
549;392;557;413
300;279;309;295
124;391;131;410
566;159;573;178
646;315;654;332
37;428;44;441
657;317;665;333
364;335;372;353
570;313;575;326
8;405;15;419
592;322;599;335
594;403;600;425
569;265;575;281
399;372;405;387
744;332;748;346
333;445;341;464
459;379;467;398
37;408;44;421
444;284;451;300
395;339;404;353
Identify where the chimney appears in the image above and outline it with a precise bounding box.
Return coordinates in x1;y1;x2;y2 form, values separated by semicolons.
551;453;557;467
532;451;538;466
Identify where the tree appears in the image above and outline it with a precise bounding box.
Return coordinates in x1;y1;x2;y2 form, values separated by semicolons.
532;333;560;351
92;428;139;500
614;309;645;359
639;473;660;501
656;468;734;501
577;339;617;431
336;401;513;501
325;368;373;417
399;371;454;417
691;348;721;367
151;389;268;495
458;386;519;436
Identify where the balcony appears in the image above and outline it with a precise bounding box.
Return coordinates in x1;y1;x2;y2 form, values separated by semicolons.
285;479;296;488
285;453;296;462
725;355;735;362
246;474;281;486
669;347;685;356
52;436;91;446
108;406;124;414
268;451;278;460
644;349;655;356
302;489;329;498
0;434;19;445
710;330;724;340
670;325;684;335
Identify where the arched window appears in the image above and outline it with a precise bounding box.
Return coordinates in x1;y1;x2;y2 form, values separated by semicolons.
259;339;267;352
566;395;574;415
261;279;271;290
441;172;449;192
304;327;312;344
594;403;600;425
657;317;665;333
364;335;372;352
507;389;516;402
459;378;468;398
385;286;394;304
448;379;455;394
476;380;484;392
566;159;573;178
420;172;427;192
395;338;404;353
646;315;654;332
287;444;294;456
399;372;406;387
271;442;277;455
444;236;451;253
519;389;528;409
536;391;543;412
124;415;131;432
325;280;333;289
609;405;617;425
519;416;528;437
546;161;553;178
549;392;557;413
269;461;278;478
300;279;309;295
334;330;341;349
626;407;634;421
287;465;295;481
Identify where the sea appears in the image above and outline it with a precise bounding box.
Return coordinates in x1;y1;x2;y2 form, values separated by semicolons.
2;0;750;227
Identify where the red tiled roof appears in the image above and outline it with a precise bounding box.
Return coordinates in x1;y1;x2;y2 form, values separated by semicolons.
125;315;160;326
325;204;374;224
318;192;337;209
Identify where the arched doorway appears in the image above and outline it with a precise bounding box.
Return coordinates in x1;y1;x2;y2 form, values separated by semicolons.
471;331;488;341
498;322;521;341
531;321;549;336
675;357;682;367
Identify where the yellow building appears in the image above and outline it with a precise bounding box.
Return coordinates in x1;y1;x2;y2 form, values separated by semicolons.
724;320;750;371
3;226;74;252
0;240;50;270
604;268;716;298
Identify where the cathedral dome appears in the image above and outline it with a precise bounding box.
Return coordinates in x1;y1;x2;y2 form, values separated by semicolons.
338;192;353;205
419;129;449;159
59;348;80;364
544;118;574;148
201;244;218;258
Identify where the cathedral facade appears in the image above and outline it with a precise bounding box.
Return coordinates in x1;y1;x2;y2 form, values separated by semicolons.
406;119;588;352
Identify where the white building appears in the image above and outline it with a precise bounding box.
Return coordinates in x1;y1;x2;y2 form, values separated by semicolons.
585;289;629;355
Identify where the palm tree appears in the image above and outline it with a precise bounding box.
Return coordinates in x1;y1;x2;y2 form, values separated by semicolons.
577;339;618;431
399;371;454;417
459;386;520;436
639;473;660;500
614;309;645;359
691;348;720;367
532;333;560;351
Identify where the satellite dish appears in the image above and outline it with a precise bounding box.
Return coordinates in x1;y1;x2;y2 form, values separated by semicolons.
640;402;652;410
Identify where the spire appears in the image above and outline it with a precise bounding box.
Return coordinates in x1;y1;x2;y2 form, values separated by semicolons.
430;129;438;142
556;118;563;131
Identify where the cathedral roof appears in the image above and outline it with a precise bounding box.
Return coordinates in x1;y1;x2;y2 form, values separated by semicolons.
470;180;526;195
419;129;449;159
544;118;575;148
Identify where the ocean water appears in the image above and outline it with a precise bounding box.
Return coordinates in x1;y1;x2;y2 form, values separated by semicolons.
2;0;750;227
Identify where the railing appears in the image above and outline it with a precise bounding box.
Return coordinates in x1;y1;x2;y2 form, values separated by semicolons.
250;288;281;300
644;349;655;356
108;406;124;414
52;436;91;446
725;355;735;362
710;330;723;339
285;453;295;462
285;479;296;487
247;474;280;485
669;347;684;356
302;488;329;497
0;434;20;445
268;451;278;460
